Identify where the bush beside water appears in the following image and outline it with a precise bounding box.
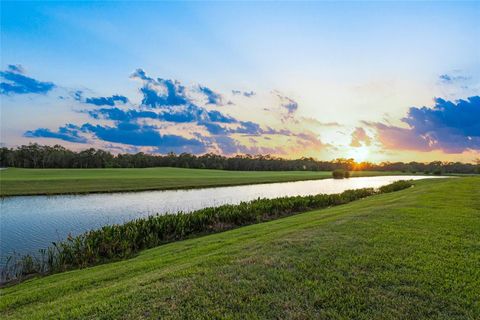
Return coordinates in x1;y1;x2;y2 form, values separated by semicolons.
332;169;350;179
1;180;413;284
378;180;413;193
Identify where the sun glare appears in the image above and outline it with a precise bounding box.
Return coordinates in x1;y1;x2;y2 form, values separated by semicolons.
348;146;370;163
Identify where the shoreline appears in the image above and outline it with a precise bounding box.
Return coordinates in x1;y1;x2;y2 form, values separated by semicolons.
0;169;423;197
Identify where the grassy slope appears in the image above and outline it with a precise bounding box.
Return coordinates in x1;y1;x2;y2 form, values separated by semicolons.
1;177;479;319
0;167;403;196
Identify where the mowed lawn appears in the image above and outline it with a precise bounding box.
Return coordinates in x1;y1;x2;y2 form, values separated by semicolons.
0;167;402;196
1;177;478;319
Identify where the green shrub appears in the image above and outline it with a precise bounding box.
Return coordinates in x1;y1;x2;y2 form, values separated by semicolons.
433;169;442;175
378;180;413;193
332;169;345;179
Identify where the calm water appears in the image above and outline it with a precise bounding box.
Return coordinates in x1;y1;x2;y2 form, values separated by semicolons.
0;176;445;262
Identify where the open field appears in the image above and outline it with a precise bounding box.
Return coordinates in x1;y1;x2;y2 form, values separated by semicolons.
0;167;408;196
1;177;478;319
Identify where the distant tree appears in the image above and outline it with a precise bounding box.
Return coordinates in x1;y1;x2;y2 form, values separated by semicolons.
1;144;479;173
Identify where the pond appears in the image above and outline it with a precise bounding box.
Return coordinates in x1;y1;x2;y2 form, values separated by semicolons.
0;175;445;263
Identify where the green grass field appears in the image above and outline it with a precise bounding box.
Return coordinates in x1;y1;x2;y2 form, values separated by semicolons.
1;177;478;319
0;167;405;196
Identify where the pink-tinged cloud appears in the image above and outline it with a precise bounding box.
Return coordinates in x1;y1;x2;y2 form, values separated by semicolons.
370;96;480;154
350;127;371;147
371;122;433;151
18;67;327;156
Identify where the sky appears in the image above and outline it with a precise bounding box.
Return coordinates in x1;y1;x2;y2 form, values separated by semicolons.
1;1;479;163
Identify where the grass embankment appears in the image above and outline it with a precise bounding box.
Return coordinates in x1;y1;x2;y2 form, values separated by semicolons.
1;177;478;319
0;167;404;196
4;182;411;281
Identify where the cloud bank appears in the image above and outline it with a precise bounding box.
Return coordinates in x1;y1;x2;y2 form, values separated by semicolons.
20;67;324;155
370;96;480;153
0;65;55;95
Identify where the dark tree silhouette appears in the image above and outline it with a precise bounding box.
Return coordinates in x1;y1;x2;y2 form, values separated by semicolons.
0;143;478;173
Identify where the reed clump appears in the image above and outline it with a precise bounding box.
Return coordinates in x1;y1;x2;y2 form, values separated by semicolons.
1;180;413;284
378;180;413;193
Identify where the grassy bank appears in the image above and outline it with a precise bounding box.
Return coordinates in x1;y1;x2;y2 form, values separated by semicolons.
3;181;411;281
1;177;478;319
0;167;406;196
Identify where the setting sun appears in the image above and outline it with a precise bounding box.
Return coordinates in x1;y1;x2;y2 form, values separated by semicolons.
348;146;370;163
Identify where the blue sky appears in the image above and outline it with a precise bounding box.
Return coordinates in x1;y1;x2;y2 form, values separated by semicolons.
1;1;479;162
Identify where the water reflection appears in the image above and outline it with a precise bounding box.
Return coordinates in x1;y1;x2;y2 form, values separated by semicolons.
0;176;445;261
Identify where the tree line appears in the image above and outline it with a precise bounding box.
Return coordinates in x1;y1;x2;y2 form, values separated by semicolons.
0;143;479;174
